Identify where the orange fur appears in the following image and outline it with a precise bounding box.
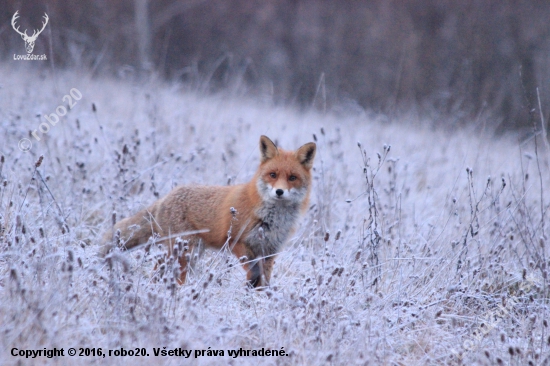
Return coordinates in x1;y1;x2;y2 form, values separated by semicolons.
101;136;316;288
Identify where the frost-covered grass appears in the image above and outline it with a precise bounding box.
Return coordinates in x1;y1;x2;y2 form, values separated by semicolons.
1;64;549;365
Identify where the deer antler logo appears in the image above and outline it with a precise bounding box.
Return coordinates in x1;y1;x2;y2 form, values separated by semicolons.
11;11;49;54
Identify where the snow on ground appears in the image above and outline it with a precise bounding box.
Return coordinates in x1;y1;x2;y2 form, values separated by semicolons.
1;64;549;365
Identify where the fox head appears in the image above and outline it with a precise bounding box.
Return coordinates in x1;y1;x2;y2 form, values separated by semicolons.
256;135;316;204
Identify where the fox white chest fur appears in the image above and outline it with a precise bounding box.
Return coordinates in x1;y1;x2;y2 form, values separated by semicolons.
245;200;302;257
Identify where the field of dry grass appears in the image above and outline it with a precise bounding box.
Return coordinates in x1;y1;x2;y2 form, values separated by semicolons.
1;64;549;365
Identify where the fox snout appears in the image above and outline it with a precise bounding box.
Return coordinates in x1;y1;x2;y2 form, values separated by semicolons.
272;186;289;199
266;185;295;200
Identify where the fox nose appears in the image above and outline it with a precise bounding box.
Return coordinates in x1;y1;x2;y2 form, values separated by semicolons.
276;189;284;197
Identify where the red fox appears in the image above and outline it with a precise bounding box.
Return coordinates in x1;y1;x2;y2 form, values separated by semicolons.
102;135;316;288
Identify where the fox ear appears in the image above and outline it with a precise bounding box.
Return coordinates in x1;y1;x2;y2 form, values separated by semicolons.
259;135;278;163
296;142;316;169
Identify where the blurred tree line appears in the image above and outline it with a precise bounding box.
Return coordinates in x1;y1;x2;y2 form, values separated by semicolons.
2;0;550;131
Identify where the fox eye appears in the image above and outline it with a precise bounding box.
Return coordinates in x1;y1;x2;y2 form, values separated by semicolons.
270;172;277;178
289;175;297;181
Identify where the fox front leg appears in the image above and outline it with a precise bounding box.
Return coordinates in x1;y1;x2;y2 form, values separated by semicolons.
247;258;264;288
247;256;276;288
232;242;270;288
